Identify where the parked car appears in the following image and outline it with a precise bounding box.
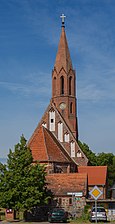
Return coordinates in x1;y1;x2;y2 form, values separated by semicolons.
48;208;68;222
90;206;107;222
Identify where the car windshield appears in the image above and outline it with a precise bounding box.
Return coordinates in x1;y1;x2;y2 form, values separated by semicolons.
92;208;105;212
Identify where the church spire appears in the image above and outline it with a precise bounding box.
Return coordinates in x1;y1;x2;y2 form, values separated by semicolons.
54;15;73;73
52;15;78;140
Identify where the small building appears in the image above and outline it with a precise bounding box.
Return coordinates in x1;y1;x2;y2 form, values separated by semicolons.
46;173;87;216
78;166;107;199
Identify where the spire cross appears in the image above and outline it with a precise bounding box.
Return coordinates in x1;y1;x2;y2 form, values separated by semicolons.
60;14;66;26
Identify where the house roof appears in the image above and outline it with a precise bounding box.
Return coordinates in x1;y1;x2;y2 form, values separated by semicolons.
46;173;87;196
78;166;107;186
28;125;74;163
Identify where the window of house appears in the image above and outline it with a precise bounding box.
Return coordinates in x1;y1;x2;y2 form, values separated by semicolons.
58;122;63;142
77;151;82;157
69;197;72;205
60;76;64;95
70;141;75;157
70;102;73;113
69;76;72;95
49;110;55;131
54;164;63;173
64;133;70;142
53;77;56;96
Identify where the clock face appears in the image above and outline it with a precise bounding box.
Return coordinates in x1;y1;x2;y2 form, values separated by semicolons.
59;102;66;110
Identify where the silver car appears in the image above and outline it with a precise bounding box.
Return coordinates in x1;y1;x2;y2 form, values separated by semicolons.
90;206;107;222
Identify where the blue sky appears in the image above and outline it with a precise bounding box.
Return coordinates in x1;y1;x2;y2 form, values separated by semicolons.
0;0;115;161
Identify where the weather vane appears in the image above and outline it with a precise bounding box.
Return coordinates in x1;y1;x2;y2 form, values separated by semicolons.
60;14;66;27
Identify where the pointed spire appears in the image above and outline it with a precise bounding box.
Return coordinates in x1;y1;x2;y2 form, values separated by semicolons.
54;16;73;73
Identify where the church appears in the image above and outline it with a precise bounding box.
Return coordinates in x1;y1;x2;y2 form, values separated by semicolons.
28;15;107;212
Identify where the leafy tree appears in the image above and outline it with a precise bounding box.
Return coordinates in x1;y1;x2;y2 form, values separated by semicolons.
78;141;97;165
96;152;114;166
96;153;115;190
0;135;51;211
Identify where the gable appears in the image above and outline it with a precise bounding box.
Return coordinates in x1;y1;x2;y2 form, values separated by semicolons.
28;102;88;166
28;125;75;164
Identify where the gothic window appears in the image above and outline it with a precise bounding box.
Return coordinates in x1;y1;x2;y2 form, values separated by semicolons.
69;76;72;95
77;150;82;157
58;122;63;142
70;102;73;113
60;76;64;95
64;133;70;142
70;141;75;157
49;110;55;131
53;77;56;96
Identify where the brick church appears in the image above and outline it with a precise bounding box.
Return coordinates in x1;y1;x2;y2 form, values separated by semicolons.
28;15;107;211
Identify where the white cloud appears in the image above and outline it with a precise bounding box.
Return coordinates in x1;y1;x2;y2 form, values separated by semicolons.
0;80;51;97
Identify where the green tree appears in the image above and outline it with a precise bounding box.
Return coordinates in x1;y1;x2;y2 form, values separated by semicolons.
0;135;51;211
78;141;97;165
96;152;114;166
96;153;115;189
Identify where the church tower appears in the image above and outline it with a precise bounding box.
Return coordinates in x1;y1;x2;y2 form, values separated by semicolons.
28;15;88;169
51;15;78;140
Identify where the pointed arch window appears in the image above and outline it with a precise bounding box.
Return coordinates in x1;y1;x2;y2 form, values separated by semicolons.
64;133;70;142
77;150;82;158
69;76;72;95
53;77;56;96
70;141;75;157
70;102;73;114
60;76;64;95
58;122;63;142
49;110;55;131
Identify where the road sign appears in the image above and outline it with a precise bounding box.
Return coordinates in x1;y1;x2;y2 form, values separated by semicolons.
75;192;83;197
67;192;82;196
67;192;76;195
89;186;103;200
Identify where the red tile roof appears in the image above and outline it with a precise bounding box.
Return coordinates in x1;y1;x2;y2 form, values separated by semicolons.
78;166;107;186
28;125;73;163
46;173;87;196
